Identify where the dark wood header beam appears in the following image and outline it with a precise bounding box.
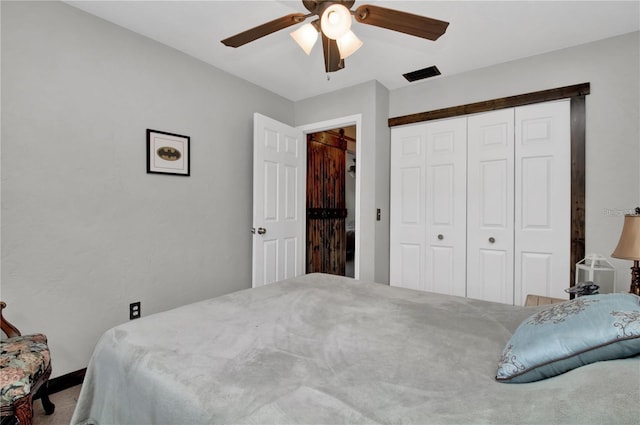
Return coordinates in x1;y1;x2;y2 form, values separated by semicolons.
388;82;590;127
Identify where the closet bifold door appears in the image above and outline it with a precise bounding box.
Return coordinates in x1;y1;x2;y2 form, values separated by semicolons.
390;124;427;290
513;100;571;304
424;117;467;296
466;109;515;304
391;99;571;304
390;117;466;296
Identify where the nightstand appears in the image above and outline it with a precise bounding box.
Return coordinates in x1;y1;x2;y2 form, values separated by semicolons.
524;294;566;307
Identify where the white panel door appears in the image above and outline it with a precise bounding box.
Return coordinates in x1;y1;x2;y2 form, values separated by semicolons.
425;117;467;296
390;124;426;290
252;113;305;287
514;100;571;304
467;109;515;304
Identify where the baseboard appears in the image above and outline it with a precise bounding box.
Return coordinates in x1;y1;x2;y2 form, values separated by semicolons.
46;368;87;394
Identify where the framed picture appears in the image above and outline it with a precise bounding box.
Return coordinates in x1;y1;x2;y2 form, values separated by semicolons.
146;129;190;176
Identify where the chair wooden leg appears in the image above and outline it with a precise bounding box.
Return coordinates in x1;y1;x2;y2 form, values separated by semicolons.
13;397;33;425
39;387;55;415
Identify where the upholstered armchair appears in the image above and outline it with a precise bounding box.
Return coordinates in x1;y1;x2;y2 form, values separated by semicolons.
0;301;55;425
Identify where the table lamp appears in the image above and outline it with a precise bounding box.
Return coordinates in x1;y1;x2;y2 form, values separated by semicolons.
611;210;640;295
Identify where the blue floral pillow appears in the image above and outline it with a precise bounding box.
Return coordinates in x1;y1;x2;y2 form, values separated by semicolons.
496;293;640;383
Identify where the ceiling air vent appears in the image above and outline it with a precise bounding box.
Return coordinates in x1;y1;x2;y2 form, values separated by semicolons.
403;65;441;82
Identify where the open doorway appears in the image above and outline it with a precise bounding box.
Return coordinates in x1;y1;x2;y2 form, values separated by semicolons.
306;126;356;278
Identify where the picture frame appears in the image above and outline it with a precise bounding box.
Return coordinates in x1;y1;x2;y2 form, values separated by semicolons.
146;129;190;176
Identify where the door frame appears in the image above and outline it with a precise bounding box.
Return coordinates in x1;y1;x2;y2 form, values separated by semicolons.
298;114;362;279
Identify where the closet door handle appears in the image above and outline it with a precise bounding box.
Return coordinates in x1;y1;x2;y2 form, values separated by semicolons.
437;234;444;240
488;237;496;244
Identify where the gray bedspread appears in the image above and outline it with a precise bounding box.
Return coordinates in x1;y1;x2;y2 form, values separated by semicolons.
71;273;640;424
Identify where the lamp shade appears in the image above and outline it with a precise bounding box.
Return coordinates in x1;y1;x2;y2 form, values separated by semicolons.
321;3;352;40
290;23;319;55
337;30;363;59
612;214;640;260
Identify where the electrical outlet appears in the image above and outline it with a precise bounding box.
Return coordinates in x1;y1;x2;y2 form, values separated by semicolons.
129;302;141;320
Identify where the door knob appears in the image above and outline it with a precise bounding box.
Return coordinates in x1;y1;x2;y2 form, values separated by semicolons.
489;237;496;244
437;234;444;240
257;227;267;235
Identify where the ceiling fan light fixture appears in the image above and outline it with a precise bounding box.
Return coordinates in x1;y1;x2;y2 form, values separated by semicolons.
221;1;450;74
320;3;352;40
337;30;362;59
290;23;319;55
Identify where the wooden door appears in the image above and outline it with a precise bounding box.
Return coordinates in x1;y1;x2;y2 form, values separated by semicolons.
306;131;347;275
252;113;305;287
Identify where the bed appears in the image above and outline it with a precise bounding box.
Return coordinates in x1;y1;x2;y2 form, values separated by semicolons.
71;273;640;424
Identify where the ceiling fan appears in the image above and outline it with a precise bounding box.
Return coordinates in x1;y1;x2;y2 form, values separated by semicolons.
221;0;449;73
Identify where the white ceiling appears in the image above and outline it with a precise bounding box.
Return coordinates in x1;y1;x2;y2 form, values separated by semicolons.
64;1;640;102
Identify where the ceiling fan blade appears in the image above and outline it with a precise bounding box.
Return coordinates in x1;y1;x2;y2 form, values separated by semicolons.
354;4;449;41
221;13;307;48
321;33;344;73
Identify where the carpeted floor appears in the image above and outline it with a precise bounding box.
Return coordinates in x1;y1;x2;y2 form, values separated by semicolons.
33;385;82;425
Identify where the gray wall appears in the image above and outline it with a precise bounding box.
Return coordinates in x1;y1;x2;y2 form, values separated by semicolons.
295;81;390;284
389;31;640;293
1;1;293;376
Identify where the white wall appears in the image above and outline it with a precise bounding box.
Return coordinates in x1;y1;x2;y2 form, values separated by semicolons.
345;151;356;229
1;1;294;377
389;31;640;293
295;81;390;284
